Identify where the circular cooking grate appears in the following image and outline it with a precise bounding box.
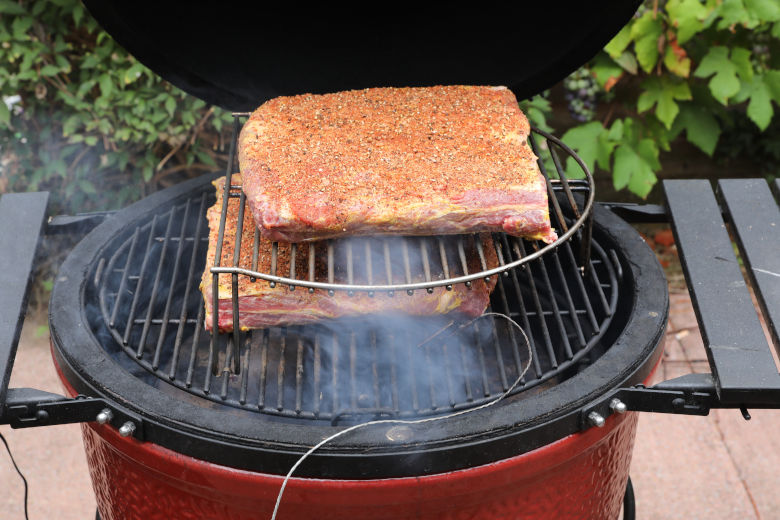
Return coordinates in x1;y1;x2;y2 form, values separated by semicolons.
211;120;597;296
94;185;619;423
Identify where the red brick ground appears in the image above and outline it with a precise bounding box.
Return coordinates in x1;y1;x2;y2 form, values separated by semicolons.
631;285;780;520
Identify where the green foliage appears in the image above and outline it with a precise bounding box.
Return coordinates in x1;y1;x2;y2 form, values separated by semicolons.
548;0;780;197
5;0;780;205
0;0;231;212
519;94;553;133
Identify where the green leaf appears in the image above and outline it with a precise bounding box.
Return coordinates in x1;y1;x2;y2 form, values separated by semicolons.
637;77;692;128
716;0;756;29
591;54;624;89
54;54;71;74
73;4;84;26
643;116;673;152
0;100;9;125
0;0;26;15
613;144;658;197
81;54;99;69
631;12;664;73
604;25;633;59
84;135;98;146
561;121;605;174
667;0;711;44
11;16;33;39
663;45;691;78
607;119;624;141
79;180;97;195
123;62;145;84
40;64;60;76
744;0;780;21
612;146;633;191
30;0;45;16
636;138;661;171
61;114;82;137
97;118;112;135
182;111;195;127
694;47;741;104
730;47;753;82
670;103;721;156
773;21;780;38
746;77;773;130
694;46;729;77
164;96;176;116
48;159;67;177
595;133;617;171
613;51;638;75
53;35;67;54
628;165;657;198
764;70;780;102
77;79;97;98
98;73;113;97
195;149;217;167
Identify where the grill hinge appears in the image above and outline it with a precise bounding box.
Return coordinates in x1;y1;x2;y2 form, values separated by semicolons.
597;202;668;223
46;210;116;235
581;373;780;427
1;388;145;440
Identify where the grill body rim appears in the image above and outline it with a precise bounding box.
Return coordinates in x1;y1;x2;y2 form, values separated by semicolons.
49;173;668;478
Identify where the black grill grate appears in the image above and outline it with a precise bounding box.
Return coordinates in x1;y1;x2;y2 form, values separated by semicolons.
95;189;619;422
92;112;619;423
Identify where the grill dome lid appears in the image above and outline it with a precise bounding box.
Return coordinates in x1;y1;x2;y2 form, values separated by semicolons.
82;2;641;111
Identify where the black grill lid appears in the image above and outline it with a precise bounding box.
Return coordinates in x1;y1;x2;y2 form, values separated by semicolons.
82;2;641;111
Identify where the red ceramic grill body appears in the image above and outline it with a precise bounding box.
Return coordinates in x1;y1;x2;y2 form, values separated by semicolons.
47;176;667;520
57;353;656;520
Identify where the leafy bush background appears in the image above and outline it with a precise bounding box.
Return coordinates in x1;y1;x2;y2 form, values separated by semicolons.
0;0;232;214
524;0;780;198
2;0;780;215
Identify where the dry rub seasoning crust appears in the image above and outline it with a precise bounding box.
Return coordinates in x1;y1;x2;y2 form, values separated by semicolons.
201;176;498;331
239;86;557;243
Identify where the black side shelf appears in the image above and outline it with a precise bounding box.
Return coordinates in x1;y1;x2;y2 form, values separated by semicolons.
664;179;780;406
0;193;142;438
586;179;780;424
0;192;49;409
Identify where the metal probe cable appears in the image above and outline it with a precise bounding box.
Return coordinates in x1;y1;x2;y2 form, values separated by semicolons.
0;431;29;520
270;312;534;520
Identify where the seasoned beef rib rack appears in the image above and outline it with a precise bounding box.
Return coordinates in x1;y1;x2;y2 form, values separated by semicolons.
237;86;557;244
202;176;499;332
210;114;596;302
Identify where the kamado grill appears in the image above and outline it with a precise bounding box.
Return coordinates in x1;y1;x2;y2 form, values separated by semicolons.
2;3;780;520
